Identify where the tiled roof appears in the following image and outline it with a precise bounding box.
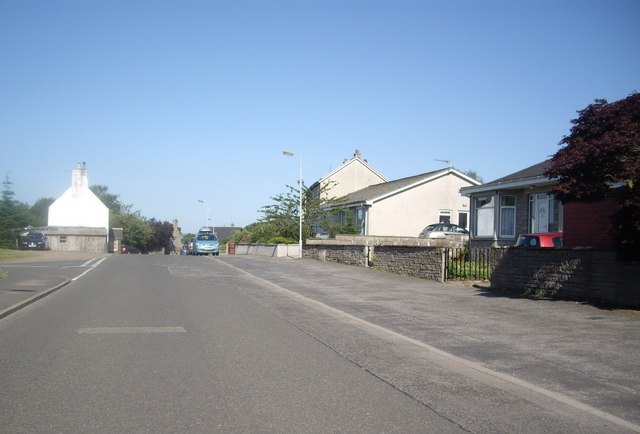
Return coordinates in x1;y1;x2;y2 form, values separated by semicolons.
489;159;552;184
459;159;557;196
337;169;449;204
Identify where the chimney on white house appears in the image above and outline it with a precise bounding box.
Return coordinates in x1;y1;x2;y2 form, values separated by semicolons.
72;162;89;190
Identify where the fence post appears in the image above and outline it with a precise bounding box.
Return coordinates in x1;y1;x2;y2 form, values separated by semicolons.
442;248;449;282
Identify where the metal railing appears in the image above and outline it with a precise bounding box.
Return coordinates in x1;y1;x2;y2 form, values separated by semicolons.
444;247;495;281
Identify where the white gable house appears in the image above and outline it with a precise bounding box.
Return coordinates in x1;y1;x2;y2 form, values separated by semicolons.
331;167;481;237
47;163;110;252
310;149;387;201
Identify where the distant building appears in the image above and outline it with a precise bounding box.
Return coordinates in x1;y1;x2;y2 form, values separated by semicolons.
46;163;110;252
214;226;242;242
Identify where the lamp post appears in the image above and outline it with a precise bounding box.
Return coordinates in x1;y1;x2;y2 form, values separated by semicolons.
282;150;302;258
197;199;209;229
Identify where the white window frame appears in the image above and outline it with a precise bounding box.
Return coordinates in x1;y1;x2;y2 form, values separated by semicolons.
475;196;495;237
458;211;469;230
439;209;452;224
499;195;516;238
529;194;563;233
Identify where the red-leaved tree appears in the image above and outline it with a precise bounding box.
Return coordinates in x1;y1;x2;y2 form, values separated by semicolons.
545;93;640;259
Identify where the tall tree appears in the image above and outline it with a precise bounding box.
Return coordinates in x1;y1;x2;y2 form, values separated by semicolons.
146;218;175;254
260;181;345;242
30;197;55;226
111;211;151;250
90;185;131;214
545;93;640;258
0;175;24;248
464;169;484;184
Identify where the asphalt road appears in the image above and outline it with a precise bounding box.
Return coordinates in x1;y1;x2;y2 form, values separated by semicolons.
0;253;638;433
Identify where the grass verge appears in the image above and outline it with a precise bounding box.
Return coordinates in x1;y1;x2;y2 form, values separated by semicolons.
0;249;31;263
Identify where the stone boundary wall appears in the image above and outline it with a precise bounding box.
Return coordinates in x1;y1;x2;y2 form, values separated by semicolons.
304;244;369;267
304;237;446;281
305;238;639;307
490;248;640;308
372;246;445;281
234;243;300;258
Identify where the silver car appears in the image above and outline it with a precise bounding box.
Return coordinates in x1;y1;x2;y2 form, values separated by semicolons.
419;223;469;239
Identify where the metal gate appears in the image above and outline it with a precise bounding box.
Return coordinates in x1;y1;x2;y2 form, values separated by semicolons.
444;247;494;281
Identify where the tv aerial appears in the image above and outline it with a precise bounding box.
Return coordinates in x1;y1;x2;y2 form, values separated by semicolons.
435;159;452;169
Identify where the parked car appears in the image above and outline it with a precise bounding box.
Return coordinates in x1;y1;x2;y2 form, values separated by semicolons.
121;245;141;254
515;232;563;248
419;223;469;239
20;232;46;250
193;232;219;256
187;237;196;255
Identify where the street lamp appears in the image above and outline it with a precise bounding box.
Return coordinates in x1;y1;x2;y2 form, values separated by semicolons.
197;199;209;229
282;150;303;258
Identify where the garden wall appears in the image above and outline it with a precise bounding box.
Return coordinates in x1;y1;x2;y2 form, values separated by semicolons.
304;236;446;281
305;237;639;308
490;248;640;308
234;243;300;258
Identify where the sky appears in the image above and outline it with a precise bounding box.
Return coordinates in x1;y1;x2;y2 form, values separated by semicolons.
1;0;638;234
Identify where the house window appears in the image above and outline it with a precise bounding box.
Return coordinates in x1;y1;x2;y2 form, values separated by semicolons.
529;194;563;233
499;196;516;237
355;208;364;231
475;196;495;237
458;211;468;230
439;210;451;224
60;236;67;243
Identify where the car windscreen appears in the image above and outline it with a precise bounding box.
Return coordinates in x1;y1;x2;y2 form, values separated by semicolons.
516;236;538;247
197;234;218;241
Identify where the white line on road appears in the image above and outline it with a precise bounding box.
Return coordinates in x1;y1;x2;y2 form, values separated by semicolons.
80;258;98;267
218;259;640;433
72;257;108;281
77;326;187;334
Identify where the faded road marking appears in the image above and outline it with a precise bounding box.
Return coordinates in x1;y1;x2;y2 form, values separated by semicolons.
78;326;186;334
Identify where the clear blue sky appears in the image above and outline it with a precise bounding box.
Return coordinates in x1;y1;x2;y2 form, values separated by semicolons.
2;0;638;234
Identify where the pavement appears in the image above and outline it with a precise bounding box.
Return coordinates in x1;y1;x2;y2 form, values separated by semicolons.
0;250;111;319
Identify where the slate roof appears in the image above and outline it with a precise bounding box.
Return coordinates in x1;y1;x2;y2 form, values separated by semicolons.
336;168;474;205
42;226;108;236
214;226;242;241
459;159;557;195
490;159;553;184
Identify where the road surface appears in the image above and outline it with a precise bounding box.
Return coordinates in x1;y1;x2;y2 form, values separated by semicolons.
0;254;638;433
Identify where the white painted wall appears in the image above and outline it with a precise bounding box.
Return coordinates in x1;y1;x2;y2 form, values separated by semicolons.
320;157;387;199
368;173;472;237
48;163;109;230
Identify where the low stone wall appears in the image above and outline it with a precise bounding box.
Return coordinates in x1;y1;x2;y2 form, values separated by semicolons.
490;248;640;308
304;244;368;267
304;238;639;307
372;246;445;281
304;237;446;281
234;243;300;258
